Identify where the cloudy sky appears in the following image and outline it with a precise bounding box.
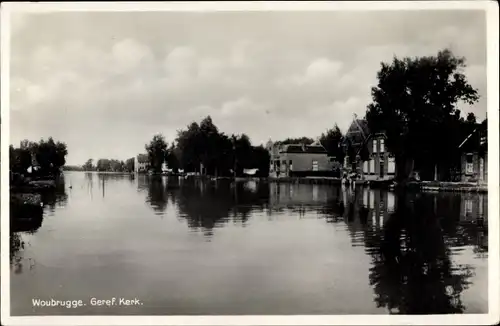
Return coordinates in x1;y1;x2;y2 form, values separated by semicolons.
10;10;487;165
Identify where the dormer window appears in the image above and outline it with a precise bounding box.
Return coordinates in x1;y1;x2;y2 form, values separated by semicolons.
380;139;385;153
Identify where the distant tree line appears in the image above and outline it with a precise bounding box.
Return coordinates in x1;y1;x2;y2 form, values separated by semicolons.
81;158;135;172
10;137;68;178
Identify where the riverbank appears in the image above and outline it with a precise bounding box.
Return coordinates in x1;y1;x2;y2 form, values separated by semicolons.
267;176;488;193
409;181;488;193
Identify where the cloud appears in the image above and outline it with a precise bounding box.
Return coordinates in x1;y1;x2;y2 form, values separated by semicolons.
9;11;487;165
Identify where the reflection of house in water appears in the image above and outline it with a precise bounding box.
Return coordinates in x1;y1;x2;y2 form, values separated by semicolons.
361;189;396;229
268;183;335;210
460;193;488;222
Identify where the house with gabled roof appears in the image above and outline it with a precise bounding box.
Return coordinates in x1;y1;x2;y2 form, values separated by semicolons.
342;116;396;181
266;139;334;177
458;118;487;183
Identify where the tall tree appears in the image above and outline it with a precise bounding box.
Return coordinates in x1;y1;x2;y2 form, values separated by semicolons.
96;159;111;171
365;49;479;182
319;124;345;163
83;159;94;171
199;116;220;175
125;157;135;172
145;134;168;173
176;122;203;172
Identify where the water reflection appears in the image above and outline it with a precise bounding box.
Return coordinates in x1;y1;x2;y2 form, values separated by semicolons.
10;173;488;315
10;177;68;273
147;177;168;213
141;179;487;314
142;177;270;233
41;176;68;211
364;193;477;314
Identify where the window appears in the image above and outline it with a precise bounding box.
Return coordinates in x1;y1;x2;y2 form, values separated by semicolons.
388;157;395;174
373;139;377;153
289;160;293;171
312;160;319;171
466;154;474;174
363;161;368;173
479;195;484;216
465;199;473;215
369;159;375;174
380;139;385;152
387;192;395;212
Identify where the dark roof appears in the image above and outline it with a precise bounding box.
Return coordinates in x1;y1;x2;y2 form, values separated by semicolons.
458;119;487;152
137;154;149;163
344;119;370;145
283;144;327;154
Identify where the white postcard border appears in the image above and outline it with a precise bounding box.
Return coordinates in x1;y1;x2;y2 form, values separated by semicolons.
1;1;498;325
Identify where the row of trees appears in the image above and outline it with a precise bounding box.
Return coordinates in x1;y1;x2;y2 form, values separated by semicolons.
144;116;271;177
10;137;68;177
364;48;483;182
81;158;135;172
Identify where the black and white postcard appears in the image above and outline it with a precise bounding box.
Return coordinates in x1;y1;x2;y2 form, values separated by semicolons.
1;1;499;325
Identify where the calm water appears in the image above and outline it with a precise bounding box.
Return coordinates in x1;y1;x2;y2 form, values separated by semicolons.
10;172;488;315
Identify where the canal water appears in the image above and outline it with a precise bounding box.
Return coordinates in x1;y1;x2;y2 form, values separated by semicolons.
10;172;488;315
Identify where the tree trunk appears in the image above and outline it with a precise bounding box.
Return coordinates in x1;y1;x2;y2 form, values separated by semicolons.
395;155;414;184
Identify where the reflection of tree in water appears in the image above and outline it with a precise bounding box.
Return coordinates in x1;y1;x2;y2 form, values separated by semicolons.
146;177;168;213
41;176;68;211
10;217;42;274
10;178;68;274
161;179;269;235
365;193;477;314
10;232;26;273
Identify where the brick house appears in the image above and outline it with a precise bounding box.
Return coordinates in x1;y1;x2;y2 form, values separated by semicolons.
458;119;487;184
266;139;333;177
342;118;396;181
